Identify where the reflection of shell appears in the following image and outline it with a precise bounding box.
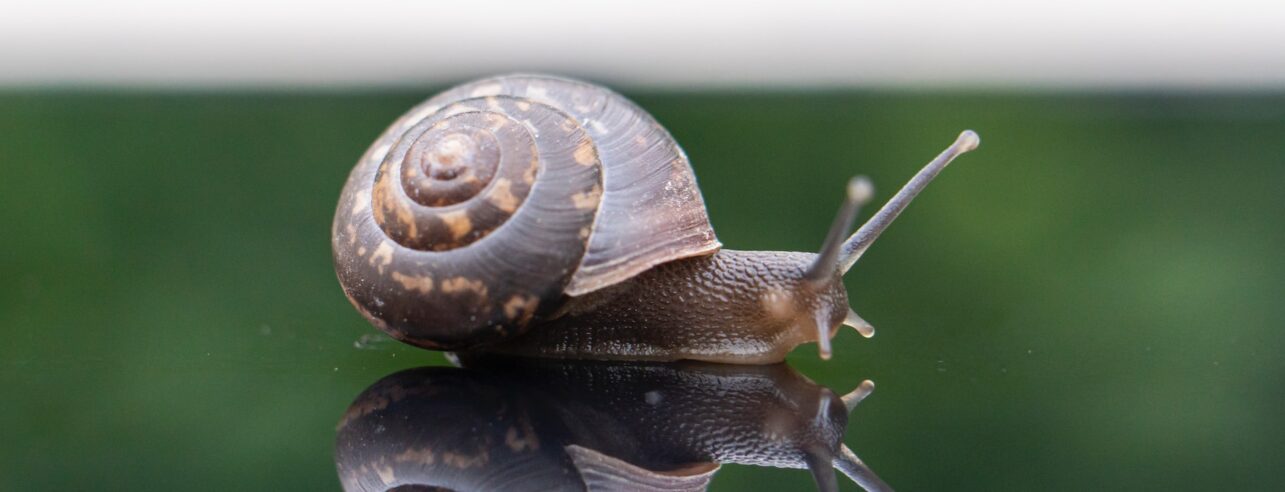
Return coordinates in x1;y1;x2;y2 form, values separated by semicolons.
333;74;721;350
335;369;561;491
334;366;719;492
334;358;890;491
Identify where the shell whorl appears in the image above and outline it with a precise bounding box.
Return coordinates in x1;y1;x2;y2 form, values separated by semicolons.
420;75;722;294
371;104;543;252
333;74;720;350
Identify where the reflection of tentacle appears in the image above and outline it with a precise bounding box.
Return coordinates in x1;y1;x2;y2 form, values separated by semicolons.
804;446;839;492
836;445;894;492
843;380;876;412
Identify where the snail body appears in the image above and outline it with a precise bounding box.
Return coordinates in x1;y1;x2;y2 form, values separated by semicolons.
333;74;979;363
485;250;851;364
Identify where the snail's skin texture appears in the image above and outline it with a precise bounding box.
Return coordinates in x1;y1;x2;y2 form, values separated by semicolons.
334;357;890;492
479;250;851;364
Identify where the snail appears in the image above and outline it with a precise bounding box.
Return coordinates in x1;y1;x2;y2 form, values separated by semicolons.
332;73;980;363
335;355;890;492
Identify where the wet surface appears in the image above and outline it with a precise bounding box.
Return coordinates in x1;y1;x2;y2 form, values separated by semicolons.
336;356;888;491
2;91;1283;490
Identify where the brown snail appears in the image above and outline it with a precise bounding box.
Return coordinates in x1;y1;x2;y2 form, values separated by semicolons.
332;73;980;363
335;356;890;492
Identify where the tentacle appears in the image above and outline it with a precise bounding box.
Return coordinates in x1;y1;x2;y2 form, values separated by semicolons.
806;176;873;285
815;309;835;360
843;307;876;338
840;130;980;273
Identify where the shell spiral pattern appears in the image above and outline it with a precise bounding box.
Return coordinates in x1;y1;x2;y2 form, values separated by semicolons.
333;75;720;350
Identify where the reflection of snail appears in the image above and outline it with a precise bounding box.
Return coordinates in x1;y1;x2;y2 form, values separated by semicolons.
334;356;891;491
333;74;980;362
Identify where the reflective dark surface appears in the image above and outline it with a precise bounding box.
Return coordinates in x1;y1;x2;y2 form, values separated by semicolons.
335;356;888;492
3;91;1283;490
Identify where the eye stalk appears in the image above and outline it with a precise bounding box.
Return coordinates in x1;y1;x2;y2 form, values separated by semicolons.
841;130;981;272
806;130;981;360
805;176;874;285
805;176;874;360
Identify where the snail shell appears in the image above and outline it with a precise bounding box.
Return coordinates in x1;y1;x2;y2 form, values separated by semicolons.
333;75;721;349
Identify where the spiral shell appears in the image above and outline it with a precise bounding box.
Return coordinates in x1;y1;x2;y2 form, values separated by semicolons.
333;74;721;349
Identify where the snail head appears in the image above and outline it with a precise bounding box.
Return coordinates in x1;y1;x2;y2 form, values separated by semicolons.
791;130;981;359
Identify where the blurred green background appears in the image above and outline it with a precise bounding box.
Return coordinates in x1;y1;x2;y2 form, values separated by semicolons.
1;88;1282;491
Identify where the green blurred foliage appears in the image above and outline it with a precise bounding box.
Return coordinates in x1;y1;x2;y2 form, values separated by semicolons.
1;89;1282;491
